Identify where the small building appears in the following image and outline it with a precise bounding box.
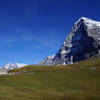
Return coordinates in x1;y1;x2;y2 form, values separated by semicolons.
0;67;8;75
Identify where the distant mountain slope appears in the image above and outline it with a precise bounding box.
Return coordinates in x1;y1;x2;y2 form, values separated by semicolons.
38;17;100;66
9;54;100;74
2;62;26;70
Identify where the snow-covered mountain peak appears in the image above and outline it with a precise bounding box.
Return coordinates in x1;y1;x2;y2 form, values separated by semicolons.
75;17;91;24
2;63;26;70
75;17;100;28
38;17;100;66
80;17;92;21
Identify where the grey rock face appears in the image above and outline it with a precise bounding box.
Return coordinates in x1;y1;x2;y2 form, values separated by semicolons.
38;17;100;66
38;54;55;66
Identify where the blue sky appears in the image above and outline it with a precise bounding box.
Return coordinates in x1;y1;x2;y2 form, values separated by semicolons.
0;0;100;66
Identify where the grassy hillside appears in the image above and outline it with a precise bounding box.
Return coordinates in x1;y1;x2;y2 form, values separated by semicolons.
0;56;100;100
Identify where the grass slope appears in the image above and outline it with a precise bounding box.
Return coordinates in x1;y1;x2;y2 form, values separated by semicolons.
0;56;100;100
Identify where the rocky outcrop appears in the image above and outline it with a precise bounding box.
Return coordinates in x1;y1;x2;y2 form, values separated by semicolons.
38;17;100;66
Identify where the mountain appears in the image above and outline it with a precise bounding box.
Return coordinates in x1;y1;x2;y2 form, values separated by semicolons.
38;54;55;66
2;63;26;70
38;17;100;66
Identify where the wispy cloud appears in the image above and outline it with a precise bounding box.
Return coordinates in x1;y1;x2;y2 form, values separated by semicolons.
0;29;63;51
18;30;63;51
0;37;14;48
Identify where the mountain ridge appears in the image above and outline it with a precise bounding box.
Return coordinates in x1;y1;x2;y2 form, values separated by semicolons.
38;17;100;66
1;62;26;70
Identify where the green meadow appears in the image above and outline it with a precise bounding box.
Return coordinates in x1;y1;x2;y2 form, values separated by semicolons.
0;56;100;100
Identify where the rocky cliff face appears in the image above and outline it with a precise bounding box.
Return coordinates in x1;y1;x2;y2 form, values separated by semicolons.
38;17;100;66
